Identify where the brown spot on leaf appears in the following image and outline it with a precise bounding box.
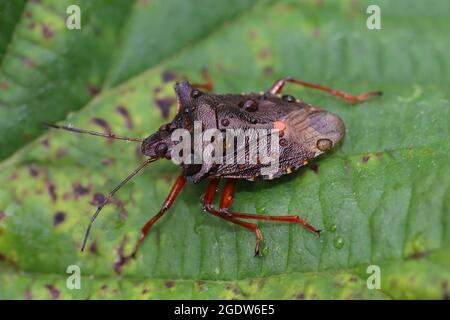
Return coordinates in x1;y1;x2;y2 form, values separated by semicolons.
55;148;66;158
92;118;111;131
309;163;319;174
91;193;106;206
195;281;207;292
114;238;131;275
46;179;57;202
116;105;133;129
376;152;382;161
28;22;36;30
165;280;175;289
101;157;115;166
42;25;54;39
45;284;60;299
92;118;113;143
142;288;149;294
25;10;33;19
89;239;98;255
362;155;370;163
161;70;176;82
442;281;450;300
257;279;265;290
28;164;39;177
53;212;66;226
232;287;242;296
0;81;9;89
294;292;305;299
109;198;128;221
248;30;257;39
153;86;161;94
87;83;100;96
259;48;270;60
101;284;108;290
0;211;5;222
155;97;176;119
73;182;90;198
24;289;32;300
407;250;429;260
263;66;273;77
0;252;17;267
41;138;50;148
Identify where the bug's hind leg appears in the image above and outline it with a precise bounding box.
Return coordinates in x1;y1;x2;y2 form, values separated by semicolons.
219;179;321;237
129;175;186;258
268;77;382;103
191;68;214;92
203;178;264;256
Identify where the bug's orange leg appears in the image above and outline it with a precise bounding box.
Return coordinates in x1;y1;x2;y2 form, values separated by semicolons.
191;68;214;92
268;77;382;103
203;178;264;256
219;179;321;236
130;174;186;258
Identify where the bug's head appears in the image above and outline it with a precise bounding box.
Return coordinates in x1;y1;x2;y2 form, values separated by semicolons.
141;81;204;161
141;123;177;160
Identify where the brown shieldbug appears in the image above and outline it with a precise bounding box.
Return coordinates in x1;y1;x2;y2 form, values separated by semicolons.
46;74;381;257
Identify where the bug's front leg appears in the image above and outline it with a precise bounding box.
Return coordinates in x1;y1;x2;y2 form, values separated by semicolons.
130;174;186;258
203;178;264;256
219;179;321;236
268;77;382;103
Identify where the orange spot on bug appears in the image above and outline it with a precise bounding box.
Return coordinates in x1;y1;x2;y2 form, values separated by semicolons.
303;160;309;166
274;121;286;132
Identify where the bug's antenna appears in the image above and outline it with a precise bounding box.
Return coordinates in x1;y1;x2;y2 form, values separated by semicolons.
81;157;156;251
44;123;144;142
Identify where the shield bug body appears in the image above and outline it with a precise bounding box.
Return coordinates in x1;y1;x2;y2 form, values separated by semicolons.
47;74;381;257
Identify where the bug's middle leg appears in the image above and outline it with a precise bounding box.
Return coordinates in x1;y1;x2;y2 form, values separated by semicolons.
203;178;264;256
219;179;321;236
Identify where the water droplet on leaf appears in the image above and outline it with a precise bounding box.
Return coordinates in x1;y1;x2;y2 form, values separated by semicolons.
333;236;344;249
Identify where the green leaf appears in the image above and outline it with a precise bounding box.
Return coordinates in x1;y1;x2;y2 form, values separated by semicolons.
0;0;449;299
0;0;262;161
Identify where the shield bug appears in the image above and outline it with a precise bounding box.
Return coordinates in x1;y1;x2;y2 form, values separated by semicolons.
46;73;382;257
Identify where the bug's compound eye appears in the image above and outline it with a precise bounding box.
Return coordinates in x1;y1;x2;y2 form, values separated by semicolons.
316;138;333;151
190;89;202;99
155;142;168;157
